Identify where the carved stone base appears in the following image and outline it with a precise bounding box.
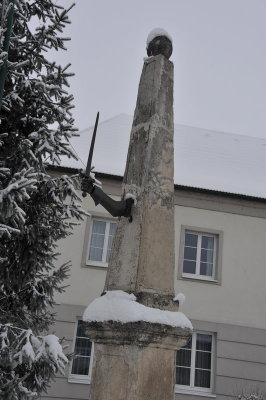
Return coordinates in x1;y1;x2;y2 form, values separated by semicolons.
89;344;176;400
86;321;191;400
85;320;191;350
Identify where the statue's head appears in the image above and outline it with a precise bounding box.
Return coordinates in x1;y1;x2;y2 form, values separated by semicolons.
146;28;173;59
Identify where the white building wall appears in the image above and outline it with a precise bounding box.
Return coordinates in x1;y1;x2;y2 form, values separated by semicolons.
44;179;266;399
54;194;117;307
174;204;266;329
55;184;266;330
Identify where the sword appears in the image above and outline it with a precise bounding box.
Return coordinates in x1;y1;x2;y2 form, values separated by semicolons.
82;111;99;197
80;111;134;220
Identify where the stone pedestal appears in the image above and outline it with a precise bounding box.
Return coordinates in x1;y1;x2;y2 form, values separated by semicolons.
89;345;176;400
85;33;192;400
86;321;190;400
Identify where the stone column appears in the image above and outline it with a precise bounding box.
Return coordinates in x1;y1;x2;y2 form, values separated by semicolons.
85;31;191;400
105;47;175;309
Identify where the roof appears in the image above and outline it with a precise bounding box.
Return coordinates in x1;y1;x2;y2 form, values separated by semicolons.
60;114;266;199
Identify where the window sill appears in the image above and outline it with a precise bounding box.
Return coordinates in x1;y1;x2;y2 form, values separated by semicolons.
180;274;220;285
68;375;91;385
83;262;108;269
175;387;216;398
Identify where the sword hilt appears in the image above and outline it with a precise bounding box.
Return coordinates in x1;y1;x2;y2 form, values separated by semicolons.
81;173;95;198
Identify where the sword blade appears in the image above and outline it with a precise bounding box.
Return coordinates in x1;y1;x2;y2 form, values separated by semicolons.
85;111;99;176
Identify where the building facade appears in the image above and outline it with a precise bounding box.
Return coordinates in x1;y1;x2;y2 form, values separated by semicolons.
42;117;266;400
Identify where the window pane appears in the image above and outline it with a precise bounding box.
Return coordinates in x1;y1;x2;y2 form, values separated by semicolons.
184;247;197;261
195;350;211;369
176;333;213;390
196;334;212;352
176;348;191;367
200;262;213;276
76;321;87;337
92;220;106;234
109;222;116;235
71;356;90;375
106;249;111;263
185;233;198;247
183;336;192;349
176;367;190;385
105;223;116;263
72;321;92;376
90;233;105;248
107;232;115;251
89;220;106;262
183;260;196;274
74;338;92;356
194;369;211;388
89;246;103;261
201;236;214;250
200;249;214;263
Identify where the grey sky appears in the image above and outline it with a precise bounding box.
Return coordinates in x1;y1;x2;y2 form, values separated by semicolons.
52;0;266;138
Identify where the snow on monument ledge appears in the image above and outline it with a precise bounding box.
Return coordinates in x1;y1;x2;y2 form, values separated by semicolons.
83;290;193;330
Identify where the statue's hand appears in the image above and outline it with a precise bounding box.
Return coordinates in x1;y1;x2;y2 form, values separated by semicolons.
80;173;95;196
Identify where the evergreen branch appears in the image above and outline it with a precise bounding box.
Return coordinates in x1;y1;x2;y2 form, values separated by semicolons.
0;1;85;397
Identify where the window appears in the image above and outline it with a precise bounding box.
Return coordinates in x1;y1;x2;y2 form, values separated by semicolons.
178;226;223;283
69;320;93;384
183;231;216;278
176;332;214;394
86;218;116;267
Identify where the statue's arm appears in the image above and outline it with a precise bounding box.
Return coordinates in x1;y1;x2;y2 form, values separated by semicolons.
81;175;134;218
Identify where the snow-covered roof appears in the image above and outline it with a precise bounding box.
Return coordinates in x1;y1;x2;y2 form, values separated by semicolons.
61;113;266;199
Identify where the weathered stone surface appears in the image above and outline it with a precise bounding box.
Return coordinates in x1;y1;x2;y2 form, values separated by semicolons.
85;320;190;349
89;344;179;400
88;40;192;400
136;291;178;311
105;55;175;306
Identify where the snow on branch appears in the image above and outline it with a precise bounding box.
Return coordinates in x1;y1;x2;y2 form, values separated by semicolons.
0;0;85;396
0;323;68;377
0;168;38;233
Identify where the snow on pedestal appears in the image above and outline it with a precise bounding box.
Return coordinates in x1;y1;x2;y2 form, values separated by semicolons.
174;292;186;306
83;290;192;329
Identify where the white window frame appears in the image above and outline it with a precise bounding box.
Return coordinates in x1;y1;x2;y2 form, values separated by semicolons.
178;226;223;284
68;320;94;385
182;231;216;281
175;331;215;396
85;217;116;268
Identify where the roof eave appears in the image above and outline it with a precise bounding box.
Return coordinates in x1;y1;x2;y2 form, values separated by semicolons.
47;165;266;204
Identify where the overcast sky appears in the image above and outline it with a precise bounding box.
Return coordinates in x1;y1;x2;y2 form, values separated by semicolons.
52;0;266;138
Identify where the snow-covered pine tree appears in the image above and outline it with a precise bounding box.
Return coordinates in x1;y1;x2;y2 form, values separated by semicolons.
0;1;86;398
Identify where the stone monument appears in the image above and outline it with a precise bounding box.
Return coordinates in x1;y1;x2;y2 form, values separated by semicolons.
83;29;192;400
